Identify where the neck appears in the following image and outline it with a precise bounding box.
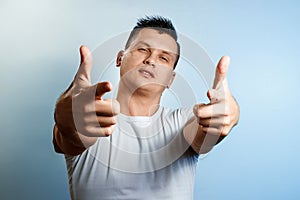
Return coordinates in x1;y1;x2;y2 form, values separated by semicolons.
116;83;162;116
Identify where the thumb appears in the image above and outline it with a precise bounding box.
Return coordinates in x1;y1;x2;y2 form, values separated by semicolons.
213;56;230;90
75;45;93;86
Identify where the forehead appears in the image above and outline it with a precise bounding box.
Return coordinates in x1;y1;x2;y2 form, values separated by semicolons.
130;28;178;55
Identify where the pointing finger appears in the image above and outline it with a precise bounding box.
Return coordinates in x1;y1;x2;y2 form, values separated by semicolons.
95;82;113;99
78;81;113;103
95;98;120;116
213;56;230;90
193;103;227;118
207;89;225;103
75;45;93;86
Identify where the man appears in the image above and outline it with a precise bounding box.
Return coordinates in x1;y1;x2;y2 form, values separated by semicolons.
53;16;239;200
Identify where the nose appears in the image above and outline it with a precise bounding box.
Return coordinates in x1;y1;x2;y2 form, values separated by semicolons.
143;52;156;67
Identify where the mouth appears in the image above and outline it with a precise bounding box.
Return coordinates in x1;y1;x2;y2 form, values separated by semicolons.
138;69;155;78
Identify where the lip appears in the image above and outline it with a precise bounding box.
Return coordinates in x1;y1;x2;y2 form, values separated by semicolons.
138;69;155;78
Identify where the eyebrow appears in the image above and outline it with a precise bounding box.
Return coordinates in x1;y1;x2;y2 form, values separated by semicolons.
135;41;177;58
135;41;151;47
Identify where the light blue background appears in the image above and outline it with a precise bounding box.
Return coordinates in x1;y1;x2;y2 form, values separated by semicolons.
1;0;299;199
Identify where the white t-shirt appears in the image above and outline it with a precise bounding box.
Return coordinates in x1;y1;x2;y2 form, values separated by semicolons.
65;106;199;200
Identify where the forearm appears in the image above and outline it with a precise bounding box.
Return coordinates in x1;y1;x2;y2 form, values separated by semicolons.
53;124;97;156
194;128;225;154
53;125;84;155
183;118;225;154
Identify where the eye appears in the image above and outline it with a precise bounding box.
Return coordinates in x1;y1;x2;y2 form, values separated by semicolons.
138;48;148;52
161;56;169;62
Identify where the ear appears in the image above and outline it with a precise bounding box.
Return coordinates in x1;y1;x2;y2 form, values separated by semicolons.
167;72;176;88
116;50;124;67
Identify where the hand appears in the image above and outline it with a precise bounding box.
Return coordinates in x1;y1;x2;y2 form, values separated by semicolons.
193;56;239;138
54;46;120;149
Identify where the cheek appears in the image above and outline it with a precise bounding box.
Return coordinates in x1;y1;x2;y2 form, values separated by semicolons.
156;71;174;85
121;55;142;70
126;51;146;64
119;58;135;76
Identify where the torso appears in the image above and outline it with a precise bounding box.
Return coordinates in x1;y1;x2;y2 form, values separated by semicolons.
65;107;199;200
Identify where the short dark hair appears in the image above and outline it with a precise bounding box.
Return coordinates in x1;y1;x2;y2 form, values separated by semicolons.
125;16;180;69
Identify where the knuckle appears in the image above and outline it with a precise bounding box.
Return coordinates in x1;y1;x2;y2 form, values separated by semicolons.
82;116;89;124
221;129;228;136
193;105;201;117
201;126;208;134
223;105;230;116
201;118;209;126
111;116;117;124
83;104;90;113
83;127;93;137
103;127;113;137
195;111;201;118
112;100;120;115
222;117;230;126
197;108;204;118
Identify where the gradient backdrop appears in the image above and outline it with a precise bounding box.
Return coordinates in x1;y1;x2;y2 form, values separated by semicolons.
1;0;299;199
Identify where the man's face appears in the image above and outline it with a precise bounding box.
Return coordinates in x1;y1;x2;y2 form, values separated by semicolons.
117;28;178;94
